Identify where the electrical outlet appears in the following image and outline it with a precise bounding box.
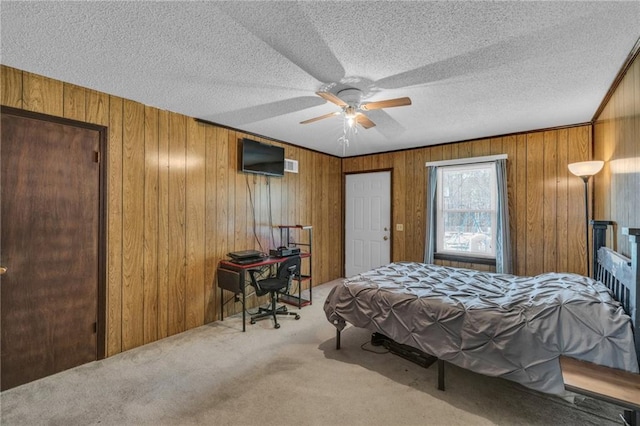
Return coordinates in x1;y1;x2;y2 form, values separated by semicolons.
396;224;404;231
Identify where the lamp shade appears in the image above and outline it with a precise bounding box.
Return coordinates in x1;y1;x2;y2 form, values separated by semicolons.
568;160;604;178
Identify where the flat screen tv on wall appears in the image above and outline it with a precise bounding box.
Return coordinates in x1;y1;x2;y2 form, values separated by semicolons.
240;138;285;177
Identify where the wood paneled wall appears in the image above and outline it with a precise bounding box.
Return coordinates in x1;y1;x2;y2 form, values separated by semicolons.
0;63;600;357
1;65;343;356
594;53;640;257
342;126;592;277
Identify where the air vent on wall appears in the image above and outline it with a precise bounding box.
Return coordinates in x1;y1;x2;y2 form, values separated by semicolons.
284;158;299;173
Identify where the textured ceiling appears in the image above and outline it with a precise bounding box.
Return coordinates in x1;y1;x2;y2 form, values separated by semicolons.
2;1;639;157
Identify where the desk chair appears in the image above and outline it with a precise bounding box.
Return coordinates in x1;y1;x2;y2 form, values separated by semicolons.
247;255;301;329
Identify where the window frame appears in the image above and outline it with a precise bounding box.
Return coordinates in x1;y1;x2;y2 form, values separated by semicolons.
435;161;498;261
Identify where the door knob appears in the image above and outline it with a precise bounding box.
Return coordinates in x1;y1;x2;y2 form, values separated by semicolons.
383;236;389;241
0;267;7;275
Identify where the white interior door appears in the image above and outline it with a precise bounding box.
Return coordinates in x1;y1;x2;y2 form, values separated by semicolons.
345;171;391;277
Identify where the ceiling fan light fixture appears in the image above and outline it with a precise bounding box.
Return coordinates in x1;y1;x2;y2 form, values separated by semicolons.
344;106;357;128
347;116;355;128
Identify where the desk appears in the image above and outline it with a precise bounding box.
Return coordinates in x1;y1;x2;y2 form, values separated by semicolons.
217;253;311;331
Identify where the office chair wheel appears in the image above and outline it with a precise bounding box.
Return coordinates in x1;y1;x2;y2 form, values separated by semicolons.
274;323;281;329
250;319;256;325
295;314;300;320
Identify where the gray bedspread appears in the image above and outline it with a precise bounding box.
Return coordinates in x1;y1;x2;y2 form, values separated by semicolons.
324;262;639;395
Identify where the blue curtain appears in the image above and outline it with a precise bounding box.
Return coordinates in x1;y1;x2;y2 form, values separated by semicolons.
495;159;512;273
424;166;438;263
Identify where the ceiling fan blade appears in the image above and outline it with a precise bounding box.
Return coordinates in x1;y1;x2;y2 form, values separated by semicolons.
356;114;376;129
300;111;340;124
316;91;347;107
361;97;412;111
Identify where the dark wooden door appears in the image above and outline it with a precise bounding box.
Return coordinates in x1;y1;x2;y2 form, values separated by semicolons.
1;111;102;390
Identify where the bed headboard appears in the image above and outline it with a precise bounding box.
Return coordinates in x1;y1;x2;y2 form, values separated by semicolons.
594;227;640;363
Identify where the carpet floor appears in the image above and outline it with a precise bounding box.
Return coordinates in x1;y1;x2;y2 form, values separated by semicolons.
0;280;626;425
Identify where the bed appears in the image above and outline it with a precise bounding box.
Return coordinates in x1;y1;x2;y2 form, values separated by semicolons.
324;226;640;397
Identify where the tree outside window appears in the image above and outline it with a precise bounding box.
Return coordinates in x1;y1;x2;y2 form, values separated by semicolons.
436;163;497;258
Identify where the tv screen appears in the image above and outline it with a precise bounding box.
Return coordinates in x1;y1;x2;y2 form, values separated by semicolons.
241;138;285;177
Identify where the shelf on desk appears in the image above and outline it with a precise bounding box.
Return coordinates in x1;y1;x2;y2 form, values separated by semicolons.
279;293;311;308
279;274;312;308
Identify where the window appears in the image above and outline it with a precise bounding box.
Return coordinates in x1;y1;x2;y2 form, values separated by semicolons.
436;163;496;259
425;154;511;273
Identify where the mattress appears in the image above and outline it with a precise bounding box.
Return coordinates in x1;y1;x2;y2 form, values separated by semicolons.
324;262;639;395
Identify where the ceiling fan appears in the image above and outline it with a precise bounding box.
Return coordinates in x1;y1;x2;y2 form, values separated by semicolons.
300;88;412;129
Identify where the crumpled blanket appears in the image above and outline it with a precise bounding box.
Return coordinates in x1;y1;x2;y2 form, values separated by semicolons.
324;262;639;395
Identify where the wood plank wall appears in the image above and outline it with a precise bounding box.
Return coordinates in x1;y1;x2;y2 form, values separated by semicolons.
594;53;640;257
342;126;592;277
1;64;599;356
0;65;343;356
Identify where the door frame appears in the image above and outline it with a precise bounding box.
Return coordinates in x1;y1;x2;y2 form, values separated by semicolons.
1;106;108;360
342;168;393;277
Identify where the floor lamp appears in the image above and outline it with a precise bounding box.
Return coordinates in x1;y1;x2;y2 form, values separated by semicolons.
568;160;604;277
